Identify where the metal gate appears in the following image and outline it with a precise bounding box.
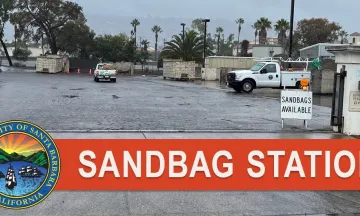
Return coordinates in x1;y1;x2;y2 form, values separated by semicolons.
330;65;347;132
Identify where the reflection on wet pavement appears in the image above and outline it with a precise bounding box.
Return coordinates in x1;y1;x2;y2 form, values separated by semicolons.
192;80;333;108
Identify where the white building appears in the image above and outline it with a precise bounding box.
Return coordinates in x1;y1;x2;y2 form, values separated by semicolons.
299;43;349;60
349;32;360;44
232;38;279;56
252;45;284;58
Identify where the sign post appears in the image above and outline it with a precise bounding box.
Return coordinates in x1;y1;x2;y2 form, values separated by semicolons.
281;80;313;129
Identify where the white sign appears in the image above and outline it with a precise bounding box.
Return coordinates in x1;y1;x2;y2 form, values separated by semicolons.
281;90;313;120
349;91;360;112
357;70;360;81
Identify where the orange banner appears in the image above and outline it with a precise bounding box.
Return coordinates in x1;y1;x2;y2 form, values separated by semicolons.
54;139;360;191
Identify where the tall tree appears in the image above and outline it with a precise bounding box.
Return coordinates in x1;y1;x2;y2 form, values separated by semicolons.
221;33;235;56
240;40;250;57
151;25;162;62
92;33;128;62
235;18;244;56
140;39;150;71
251;23;260;45
131;19;140;47
11;0;85;54
162;30;214;64
0;0;14;66
191;18;205;35
338;30;348;44
215;27;224;55
294;18;342;47
255;17;272;44
274;19;290;47
32;28;46;55
57;21;96;58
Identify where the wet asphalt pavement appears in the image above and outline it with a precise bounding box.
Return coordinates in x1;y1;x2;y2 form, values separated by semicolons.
1;70;360;216
0;71;332;132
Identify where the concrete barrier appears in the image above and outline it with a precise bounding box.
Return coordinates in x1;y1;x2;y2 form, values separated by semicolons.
206;56;256;69
201;68;219;81
163;60;200;80
311;69;335;95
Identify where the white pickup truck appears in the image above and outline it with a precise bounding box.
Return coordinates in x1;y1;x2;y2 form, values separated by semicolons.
94;63;117;82
226;58;311;93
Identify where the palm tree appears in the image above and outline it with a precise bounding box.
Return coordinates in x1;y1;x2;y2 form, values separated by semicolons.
215;27;224;55
251;23;260;44
141;39;150;52
235;18;245;56
151;25;162;62
339;30;348;44
255;17;272;44
131;19;140;47
162;30;214;64
274;19;290;47
140;39;150;71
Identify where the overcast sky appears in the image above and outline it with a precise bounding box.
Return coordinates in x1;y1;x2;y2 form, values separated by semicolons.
4;0;359;46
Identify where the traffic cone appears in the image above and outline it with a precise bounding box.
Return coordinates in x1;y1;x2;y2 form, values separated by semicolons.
89;69;92;75
77;68;80;74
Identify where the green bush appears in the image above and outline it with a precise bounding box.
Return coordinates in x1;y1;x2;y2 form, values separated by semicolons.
13;48;32;62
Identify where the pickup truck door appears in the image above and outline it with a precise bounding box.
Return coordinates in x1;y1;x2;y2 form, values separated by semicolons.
259;63;280;87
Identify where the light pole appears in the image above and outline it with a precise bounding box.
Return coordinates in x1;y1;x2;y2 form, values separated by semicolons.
181;23;185;39
202;19;210;68
289;0;295;58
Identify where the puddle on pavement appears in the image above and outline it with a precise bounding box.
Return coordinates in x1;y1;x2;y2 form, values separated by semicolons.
178;103;190;106
70;88;85;91
62;95;79;98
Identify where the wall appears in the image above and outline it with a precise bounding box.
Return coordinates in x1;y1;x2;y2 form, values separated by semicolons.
311;69;335;94
252;45;283;58
163;60;199;80
113;62;134;74
205;56;256;69
201;68;219;81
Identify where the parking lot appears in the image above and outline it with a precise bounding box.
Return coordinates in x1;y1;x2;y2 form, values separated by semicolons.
1;70;359;216
0;70;333;132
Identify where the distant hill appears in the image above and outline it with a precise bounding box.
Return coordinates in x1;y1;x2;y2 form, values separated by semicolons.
0;149;48;169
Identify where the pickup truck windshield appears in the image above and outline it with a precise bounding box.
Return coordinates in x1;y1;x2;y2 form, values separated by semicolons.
250;63;265;71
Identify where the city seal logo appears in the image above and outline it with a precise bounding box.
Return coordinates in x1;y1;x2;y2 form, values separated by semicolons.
0;120;60;209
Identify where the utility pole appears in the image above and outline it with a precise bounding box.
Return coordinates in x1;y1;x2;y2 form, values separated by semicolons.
139;37;142;51
181;23;186;60
202;19;210;68
289;0;295;58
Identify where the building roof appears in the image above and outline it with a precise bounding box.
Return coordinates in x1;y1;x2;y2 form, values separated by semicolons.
350;32;360;36
299;43;347;51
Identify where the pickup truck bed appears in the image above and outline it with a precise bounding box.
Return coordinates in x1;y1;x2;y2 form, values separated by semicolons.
94;63;117;82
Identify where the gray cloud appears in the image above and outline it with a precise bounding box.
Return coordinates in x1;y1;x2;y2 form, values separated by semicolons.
4;0;358;47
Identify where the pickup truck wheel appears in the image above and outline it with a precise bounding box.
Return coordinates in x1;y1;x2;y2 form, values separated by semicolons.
241;80;254;93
